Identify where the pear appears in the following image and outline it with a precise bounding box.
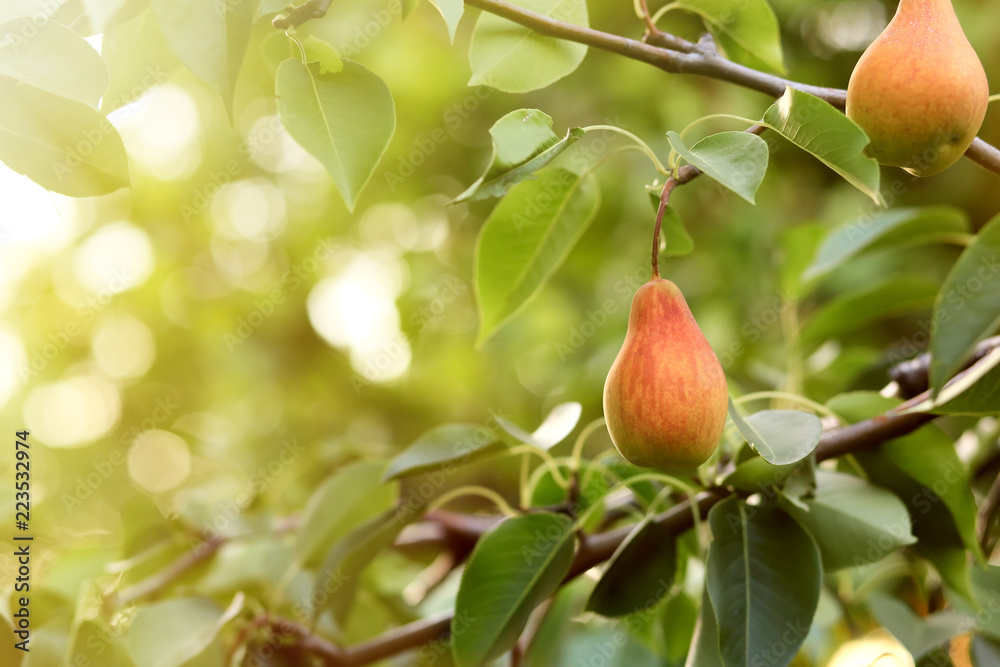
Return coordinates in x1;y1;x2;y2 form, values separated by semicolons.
603;279;728;469
846;0;988;177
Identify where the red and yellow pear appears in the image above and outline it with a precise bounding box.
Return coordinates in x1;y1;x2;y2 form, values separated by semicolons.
603;277;728;469
846;0;988;176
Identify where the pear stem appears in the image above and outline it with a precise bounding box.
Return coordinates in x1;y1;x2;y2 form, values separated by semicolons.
651;176;677;280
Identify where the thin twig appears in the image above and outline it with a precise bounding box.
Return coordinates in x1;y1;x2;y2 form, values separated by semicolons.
272;0;336;29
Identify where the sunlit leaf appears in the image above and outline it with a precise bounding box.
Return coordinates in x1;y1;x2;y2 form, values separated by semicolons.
0;82;130;196
762;88;882;204
276;58;395;211
0;18;108;107
149;0;257;111
428;0;464;42
495;401;582;450
127;598;225;667
81;0;126;33
468;0;588;93
673;0;784;72
666;131;769;204
475;167;600;345
101;7;179;112
727;400;822;465
455;108;583;203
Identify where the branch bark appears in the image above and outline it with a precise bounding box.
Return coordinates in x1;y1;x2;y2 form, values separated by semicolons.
462;0;1000;176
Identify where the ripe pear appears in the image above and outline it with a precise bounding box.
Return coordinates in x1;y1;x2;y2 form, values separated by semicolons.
846;0;988;177
603;278;728;469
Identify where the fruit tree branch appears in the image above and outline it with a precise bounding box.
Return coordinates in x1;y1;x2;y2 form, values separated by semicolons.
462;0;1000;176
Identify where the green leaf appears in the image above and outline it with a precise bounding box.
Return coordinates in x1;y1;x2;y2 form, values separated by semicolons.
455;109;583;203
687;588;725;667
452;513;576;666
0;18;108;107
468;0;588;93
800;276;939;344
293;460;396;566
803;207;970;283
707;497;822;667
665;131;769;204
68;619;135;666
384;423;505;481
312;508;410;623
727;400;822;466
929;212;1000;395
495;402;582;450
923;349;1000;416
780;471;916;571
302;35;343;74
967;566;1000;642
673;0;784;72
127;598;224;667
81;0;126;33
149;0;256;111
829;392;983;561
761;88;882;204
646;187;696;256
101;7;179;112
868;593;969;658
585;516;676;617
474;167;600;345
276;58;395;212
0;82;130;196
428;0;464;42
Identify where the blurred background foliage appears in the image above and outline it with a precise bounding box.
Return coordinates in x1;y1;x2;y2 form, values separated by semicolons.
0;0;999;664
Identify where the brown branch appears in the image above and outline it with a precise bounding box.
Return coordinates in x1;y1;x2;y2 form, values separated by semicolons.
113;536;225;606
272;0;335;30
889;335;1000;399
462;0;1000;176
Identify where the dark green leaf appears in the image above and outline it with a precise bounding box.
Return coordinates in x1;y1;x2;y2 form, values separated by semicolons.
468;0;588;93
801;276;938;344
780;470;915;571
666;131;769;204
276;58;395;212
803;207;969;283
686;587;724;667
384;423;504;481
0;18;108;107
313;507;410;623
930;212;1000;394
0;82;130;196
293;460;396;566
452;512;576;666
829;392;982;560
475;167;600;345
455;109;583;203
727;400;822;465
706;496;822;667
761;88;882;203
868;593;969;658
586;516;676;617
